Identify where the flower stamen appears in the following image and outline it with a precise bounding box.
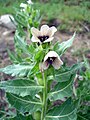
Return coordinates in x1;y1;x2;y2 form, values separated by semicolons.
47;57;55;65
43;51;63;70
38;35;49;42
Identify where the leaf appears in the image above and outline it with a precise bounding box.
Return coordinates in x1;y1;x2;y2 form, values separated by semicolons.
34;46;45;62
55;62;84;82
0;64;34;77
14;12;27;27
48;75;74;101
8;114;34;120
7;49;16;62
0;79;43;97
53;32;76;55
35;50;44;61
28;44;35;55
77;114;90;120
28;63;39;76
6;93;42;114
7;49;19;63
14;31;30;55
45;98;77;120
0;111;6;120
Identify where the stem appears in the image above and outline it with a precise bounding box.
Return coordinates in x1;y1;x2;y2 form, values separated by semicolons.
41;72;47;120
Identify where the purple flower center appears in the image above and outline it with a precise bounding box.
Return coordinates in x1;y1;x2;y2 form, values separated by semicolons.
38;35;49;42
47;57;56;65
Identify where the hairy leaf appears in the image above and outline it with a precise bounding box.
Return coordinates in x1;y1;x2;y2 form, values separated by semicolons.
14;31;30;55
7;114;34;120
0;64;34;77
14;12;27;27
55;62;83;82
45;98;77;120
28;63;40;76
0;111;6;120
6;93;42;114
48;75;74;101
53;32;76;55
0;79;43;97
7;49;18;62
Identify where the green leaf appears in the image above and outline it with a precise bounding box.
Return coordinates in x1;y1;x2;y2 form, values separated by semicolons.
0;64;34;77
0;79;43;97
55;62;83;82
28;44;35;55
53;32;76;55
6;93;42;114
0;111;6;120
48;75;74;101
28;63;39;76
7;49;20;63
34;46;45;62
45;98;77;120
35;50;44;61
8;114;34;120
14;31;30;55
14;12;27;27
7;49;17;62
77;114;90;120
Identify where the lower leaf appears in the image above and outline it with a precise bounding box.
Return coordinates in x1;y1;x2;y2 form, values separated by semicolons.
8;113;34;120
45;98;77;120
6;93;42;114
0;79;43;97
48;75;75;101
55;62;83;82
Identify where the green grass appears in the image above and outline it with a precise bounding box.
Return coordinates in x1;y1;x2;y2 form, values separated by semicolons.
33;1;90;32
0;0;25;15
0;0;90;32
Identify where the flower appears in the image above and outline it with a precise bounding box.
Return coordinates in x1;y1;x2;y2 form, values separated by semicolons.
31;25;57;43
42;51;63;70
27;0;33;4
20;3;27;8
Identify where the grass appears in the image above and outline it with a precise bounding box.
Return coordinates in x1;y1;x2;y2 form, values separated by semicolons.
0;0;90;32
0;0;25;15
33;1;90;32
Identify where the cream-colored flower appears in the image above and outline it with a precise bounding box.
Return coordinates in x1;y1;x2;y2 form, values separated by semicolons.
20;3;27;8
27;0;33;4
31;25;57;43
43;51;63;70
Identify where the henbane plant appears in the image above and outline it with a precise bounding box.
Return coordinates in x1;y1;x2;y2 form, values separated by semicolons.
0;1;84;120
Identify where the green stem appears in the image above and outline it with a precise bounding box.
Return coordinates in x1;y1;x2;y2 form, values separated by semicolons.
41;72;47;120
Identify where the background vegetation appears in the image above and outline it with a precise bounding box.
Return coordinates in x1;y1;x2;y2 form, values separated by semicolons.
0;0;90;32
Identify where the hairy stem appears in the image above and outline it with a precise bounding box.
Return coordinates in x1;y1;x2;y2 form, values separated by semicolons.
41;72;47;120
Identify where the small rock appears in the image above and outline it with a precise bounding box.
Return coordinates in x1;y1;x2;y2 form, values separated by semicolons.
0;14;16;30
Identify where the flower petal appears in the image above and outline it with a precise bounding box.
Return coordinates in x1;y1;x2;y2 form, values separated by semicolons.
40;25;49;36
48;26;57;37
43;61;49;70
31;27;41;37
52;58;63;69
31;36;40;43
20;3;27;8
43;37;54;43
44;51;59;62
27;0;33;4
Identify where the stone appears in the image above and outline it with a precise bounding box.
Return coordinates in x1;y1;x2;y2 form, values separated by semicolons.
0;14;16;30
